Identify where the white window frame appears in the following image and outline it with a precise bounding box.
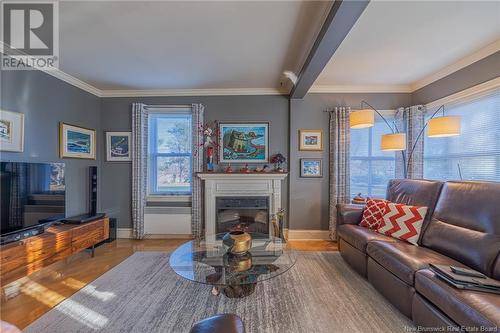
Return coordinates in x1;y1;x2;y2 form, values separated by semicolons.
423;78;500;182
350;109;397;198
147;106;193;198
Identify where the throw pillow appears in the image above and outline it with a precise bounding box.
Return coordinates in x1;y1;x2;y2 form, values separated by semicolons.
377;202;428;245
359;199;388;230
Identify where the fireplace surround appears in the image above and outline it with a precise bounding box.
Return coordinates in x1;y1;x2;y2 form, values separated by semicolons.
197;173;288;243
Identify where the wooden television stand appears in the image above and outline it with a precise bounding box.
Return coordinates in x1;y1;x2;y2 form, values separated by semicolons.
0;217;109;286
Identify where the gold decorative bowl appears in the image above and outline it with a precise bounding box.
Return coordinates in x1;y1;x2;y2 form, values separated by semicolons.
222;231;252;255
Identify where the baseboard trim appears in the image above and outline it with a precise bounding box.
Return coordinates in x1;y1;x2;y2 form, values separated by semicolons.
116;228;192;239
286;229;331;240
117;228;133;239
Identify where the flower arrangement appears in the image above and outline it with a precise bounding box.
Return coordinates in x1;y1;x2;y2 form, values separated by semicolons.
270;153;286;172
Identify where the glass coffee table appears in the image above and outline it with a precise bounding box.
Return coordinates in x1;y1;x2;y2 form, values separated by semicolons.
169;233;297;298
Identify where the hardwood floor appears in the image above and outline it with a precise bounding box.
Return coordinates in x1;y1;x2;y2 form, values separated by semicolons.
0;238;336;329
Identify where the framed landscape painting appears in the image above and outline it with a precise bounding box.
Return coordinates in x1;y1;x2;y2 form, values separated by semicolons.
299;129;323;151
300;158;322;178
0;110;24;152
106;132;132;162
59;122;96;159
219;122;269;163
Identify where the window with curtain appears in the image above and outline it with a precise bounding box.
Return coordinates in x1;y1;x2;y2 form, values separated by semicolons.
424;90;500;182
350;112;396;198
148;112;193;195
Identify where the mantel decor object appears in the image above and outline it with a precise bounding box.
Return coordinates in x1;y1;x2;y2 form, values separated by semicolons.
222;231;252;255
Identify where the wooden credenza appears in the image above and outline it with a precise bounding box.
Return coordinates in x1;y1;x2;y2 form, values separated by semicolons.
0;217;109;286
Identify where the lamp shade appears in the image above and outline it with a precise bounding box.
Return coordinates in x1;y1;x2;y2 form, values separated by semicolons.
427;116;460;137
381;133;406;151
350;109;374;128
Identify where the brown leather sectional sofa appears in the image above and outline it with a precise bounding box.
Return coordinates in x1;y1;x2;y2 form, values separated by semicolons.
336;179;500;330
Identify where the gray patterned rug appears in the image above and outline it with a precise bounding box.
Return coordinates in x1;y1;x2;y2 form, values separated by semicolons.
25;251;413;333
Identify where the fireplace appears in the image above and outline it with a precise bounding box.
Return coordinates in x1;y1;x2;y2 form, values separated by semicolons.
197;173;288;243
216;196;269;237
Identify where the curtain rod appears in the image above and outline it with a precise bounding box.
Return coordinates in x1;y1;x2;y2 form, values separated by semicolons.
144;104;192;110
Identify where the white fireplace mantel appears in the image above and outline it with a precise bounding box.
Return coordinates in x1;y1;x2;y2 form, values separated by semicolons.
197;172;288;242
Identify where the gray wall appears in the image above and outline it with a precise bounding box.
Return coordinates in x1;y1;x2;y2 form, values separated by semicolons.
0;69;102;217
412;51;500;105
101;95;289;228
289;93;412;230
2;50;496;232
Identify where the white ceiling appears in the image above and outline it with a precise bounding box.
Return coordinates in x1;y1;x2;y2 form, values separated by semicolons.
314;0;500;90
59;1;331;91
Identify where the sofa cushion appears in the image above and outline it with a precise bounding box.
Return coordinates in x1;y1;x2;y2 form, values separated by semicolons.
359;199;387;230
337;224;396;253
377;202;428;245
366;240;464;285
421;181;500;276
415;269;500;329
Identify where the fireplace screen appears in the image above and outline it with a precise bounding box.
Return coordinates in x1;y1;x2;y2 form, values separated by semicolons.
216;196;269;237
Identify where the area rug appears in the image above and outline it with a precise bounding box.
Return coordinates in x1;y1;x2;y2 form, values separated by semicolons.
25;251;414;333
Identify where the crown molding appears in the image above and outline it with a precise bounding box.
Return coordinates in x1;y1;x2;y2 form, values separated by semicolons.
308;84;413;94
411;39;500;92
425;77;500;110
100;87;288;97
42;69;103;97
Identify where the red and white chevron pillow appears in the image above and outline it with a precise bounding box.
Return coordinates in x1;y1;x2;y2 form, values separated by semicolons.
360;199;388;230
377;202;428;245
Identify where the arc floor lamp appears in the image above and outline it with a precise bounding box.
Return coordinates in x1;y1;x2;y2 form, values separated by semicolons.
350;101;461;178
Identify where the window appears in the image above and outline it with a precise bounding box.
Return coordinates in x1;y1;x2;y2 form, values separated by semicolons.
424;90;500;182
350;112;396;198
148;112;192;195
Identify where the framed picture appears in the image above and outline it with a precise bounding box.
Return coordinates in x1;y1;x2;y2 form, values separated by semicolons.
219;122;269;163
300;158;323;178
59;122;96;159
106;132;132;162
299;129;323;151
0;110;24;152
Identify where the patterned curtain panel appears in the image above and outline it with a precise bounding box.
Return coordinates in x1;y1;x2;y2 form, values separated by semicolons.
191;104;205;239
131;103;148;239
395;106;425;179
329;107;351;240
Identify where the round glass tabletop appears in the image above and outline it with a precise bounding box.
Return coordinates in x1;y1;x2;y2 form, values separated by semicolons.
169;233;296;297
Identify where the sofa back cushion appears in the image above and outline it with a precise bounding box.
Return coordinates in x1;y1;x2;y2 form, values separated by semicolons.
386;179;444;242
421;181;500;277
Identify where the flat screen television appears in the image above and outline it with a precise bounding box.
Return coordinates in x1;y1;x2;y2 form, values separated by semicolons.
0;161;65;236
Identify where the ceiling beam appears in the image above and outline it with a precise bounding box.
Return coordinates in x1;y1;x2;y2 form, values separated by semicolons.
289;0;370;99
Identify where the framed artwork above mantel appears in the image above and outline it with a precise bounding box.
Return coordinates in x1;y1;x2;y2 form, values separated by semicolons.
218;122;269;163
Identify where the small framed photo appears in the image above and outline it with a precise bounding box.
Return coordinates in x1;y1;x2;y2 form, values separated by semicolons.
300;158;323;178
299;129;323;151
59;122;96;159
106;132;132;162
0;110;24;152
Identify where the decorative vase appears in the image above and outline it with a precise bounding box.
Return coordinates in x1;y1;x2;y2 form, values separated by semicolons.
206;146;214;172
222;231;252;255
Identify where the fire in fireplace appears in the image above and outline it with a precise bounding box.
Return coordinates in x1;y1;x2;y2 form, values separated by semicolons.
216;196;269;237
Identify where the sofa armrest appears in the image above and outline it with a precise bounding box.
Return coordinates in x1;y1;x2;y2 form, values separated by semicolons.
336;203;365;226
